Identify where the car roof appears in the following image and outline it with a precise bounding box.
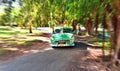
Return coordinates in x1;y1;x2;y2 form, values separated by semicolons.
54;27;72;30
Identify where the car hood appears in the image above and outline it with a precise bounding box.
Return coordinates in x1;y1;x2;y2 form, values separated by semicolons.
52;33;73;41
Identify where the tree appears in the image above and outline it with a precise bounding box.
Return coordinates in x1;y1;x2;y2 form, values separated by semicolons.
1;0;16;26
113;0;120;66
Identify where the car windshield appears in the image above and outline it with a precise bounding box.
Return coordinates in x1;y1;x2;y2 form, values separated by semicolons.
54;28;72;33
63;28;72;33
54;29;61;33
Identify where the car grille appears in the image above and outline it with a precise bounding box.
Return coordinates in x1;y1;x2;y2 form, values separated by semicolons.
55;40;69;44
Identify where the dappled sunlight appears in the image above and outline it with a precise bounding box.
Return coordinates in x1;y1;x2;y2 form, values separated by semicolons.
19;50;29;54
39;37;50;42
0;35;12;38
18;49;42;54
0;26;51;61
30;50;40;53
0;48;9;55
3;48;19;51
76;35;110;50
67;52;106;71
0;41;4;43
0;0;119;70
87;47;110;60
13;34;27;39
35;33;51;38
0;26;11;31
27;32;51;42
41;48;53;51
0;26;50;44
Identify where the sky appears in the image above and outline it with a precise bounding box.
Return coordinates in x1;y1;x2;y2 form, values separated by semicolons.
0;1;20;12
12;1;20;7
0;6;4;12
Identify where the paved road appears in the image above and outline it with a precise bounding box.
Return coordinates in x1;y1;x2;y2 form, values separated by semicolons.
0;42;88;71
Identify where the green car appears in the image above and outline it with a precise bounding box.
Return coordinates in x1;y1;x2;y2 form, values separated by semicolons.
50;27;75;47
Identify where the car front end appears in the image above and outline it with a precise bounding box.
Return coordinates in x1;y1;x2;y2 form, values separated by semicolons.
50;33;75;47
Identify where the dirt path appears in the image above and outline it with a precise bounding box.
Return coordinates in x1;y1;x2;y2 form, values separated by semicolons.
0;35;118;71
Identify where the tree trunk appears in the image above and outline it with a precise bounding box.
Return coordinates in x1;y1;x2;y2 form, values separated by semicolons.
102;13;106;57
95;13;99;35
110;14;118;57
72;20;78;34
85;17;92;36
113;0;120;66
29;23;32;33
78;24;82;35
58;18;65;26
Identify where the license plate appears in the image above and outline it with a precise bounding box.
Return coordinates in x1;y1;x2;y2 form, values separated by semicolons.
59;44;65;46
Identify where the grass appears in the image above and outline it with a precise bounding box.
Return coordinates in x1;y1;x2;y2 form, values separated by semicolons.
0;26;42;55
0;48;9;55
0;26;111;55
88;36;110;50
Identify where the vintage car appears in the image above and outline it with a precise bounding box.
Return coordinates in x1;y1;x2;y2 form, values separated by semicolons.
50;27;75;47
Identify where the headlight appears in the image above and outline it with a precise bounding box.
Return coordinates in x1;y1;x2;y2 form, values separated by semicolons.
51;37;54;40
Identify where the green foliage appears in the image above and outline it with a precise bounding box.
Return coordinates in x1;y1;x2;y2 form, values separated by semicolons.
0;0;114;27
0;0;15;25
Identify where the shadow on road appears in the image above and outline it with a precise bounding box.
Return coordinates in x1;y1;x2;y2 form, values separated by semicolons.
52;41;88;50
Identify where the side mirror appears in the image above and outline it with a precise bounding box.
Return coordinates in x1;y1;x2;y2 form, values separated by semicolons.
72;30;77;34
52;31;55;34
